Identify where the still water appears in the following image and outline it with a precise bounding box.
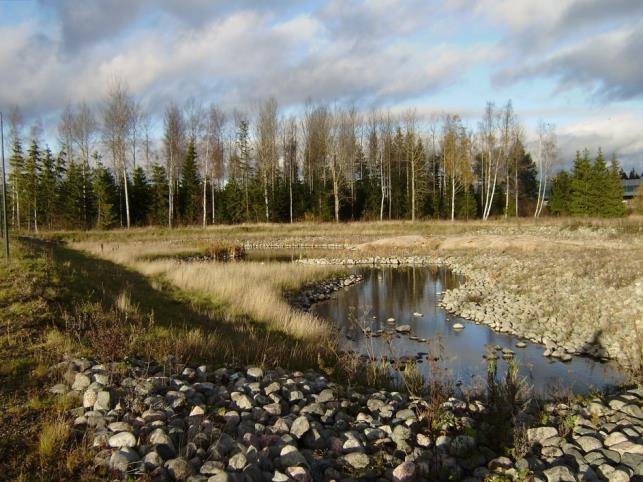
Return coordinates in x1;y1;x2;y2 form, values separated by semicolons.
311;266;627;395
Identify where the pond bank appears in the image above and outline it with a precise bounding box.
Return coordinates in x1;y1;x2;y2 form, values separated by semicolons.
295;255;641;377
52;356;643;481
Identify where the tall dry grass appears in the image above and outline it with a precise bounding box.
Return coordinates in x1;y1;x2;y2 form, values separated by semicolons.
137;259;335;339
75;241;339;341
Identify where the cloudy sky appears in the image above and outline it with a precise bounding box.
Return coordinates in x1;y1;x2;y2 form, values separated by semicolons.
1;0;642;170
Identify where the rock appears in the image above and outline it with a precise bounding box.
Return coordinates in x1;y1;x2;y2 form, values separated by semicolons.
280;445;307;467
72;373;91;391
316;389;335;403
150;428;176;459
516;341;527;348
286;466;311;482
542;465;577;482
604;432;628;447
108;421;132;433
228;452;247;471
291;416;310;439
108;431;137;448
165;457;192;480
488;456;513;472
109;447;140;473
83;389;98;408
575;435;602;453
93;390;111;411
246;367;263;379
231;393;253;410
528;426;559;444
396;325;412;333
450;435;476;457
453;323;464;330
343;452;370;470
392;461;416;481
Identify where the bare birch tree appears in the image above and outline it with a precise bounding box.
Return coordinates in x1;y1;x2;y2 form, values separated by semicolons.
256;97;279;222
103;81;134;228
163;103;185;228
534;121;557;218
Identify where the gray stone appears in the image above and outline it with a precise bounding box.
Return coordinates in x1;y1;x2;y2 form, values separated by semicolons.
542;465;577;482
392;461;416;482
150;428;176;459
450;435;476;457
528;426;559;444
291;416;310;439
228;452;247;471
575;436;602;453
280;445;307;467
247;367;263;379
109;447;140;473
165;458;192;480
94;390;111;411
72;373;91;390
108;431;136;448
343;452;370;470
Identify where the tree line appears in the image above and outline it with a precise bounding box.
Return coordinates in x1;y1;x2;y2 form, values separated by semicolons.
548;149;626;217
1;83;629;231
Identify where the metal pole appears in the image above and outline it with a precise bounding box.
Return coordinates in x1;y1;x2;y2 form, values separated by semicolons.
0;112;9;260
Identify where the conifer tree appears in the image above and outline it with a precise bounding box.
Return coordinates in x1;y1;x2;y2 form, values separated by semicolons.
604;156;626;217
589;148;609;216
130;166;151;225
39;147;59;229
149;163;169;226
23;139;41;231
548;171;572;216
179;139;201;224
569;150;592;216
8;137;24;228
93;162;118;229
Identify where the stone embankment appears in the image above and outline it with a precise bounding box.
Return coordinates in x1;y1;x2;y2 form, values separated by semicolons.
288;274;363;311
295;256;640;372
50;357;643;481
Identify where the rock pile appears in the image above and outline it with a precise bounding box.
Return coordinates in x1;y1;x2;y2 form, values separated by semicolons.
288;274;363;311
50;357;643;481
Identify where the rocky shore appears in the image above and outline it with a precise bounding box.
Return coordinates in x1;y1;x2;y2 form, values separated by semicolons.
288;274;363;311
50;357;643;481
295;256;641;372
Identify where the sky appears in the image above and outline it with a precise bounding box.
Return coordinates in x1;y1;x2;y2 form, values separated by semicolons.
0;0;642;171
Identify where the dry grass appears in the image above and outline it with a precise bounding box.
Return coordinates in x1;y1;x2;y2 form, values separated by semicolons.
38;418;70;463
75;241;340;341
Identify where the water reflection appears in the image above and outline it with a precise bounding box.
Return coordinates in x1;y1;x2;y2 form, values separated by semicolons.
312;266;627;395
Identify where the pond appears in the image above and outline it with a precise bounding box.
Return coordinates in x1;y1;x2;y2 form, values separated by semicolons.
310;266;627;395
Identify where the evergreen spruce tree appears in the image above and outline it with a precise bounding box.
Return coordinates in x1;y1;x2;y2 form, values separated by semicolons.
589;148;609;216
93;162;118;229
130;166;151;225
39;147;58;229
8;137;24;228
179;139;201;224
548;171;572;216
569;150;593;216
23;140;41;231
604;156;626;217
149;163;169;226
64;159;94;228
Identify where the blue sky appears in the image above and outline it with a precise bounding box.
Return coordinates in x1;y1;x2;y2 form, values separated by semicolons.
1;0;642;170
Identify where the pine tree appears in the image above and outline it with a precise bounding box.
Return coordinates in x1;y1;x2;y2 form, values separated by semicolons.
39;147;59;229
8;137;24;228
149;163;169;226
589;148;609;216
603;156;626;217
23;140;41;231
130;166;151;225
569;150;593;216
93;162;118;229
179;139;201;224
548;171;572;216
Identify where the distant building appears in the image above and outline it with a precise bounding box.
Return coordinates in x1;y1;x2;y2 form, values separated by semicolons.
622;178;641;200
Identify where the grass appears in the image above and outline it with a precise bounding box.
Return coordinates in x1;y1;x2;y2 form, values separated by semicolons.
38;419;70;463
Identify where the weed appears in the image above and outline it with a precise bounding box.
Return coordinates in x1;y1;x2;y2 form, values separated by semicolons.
38;418;70;463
